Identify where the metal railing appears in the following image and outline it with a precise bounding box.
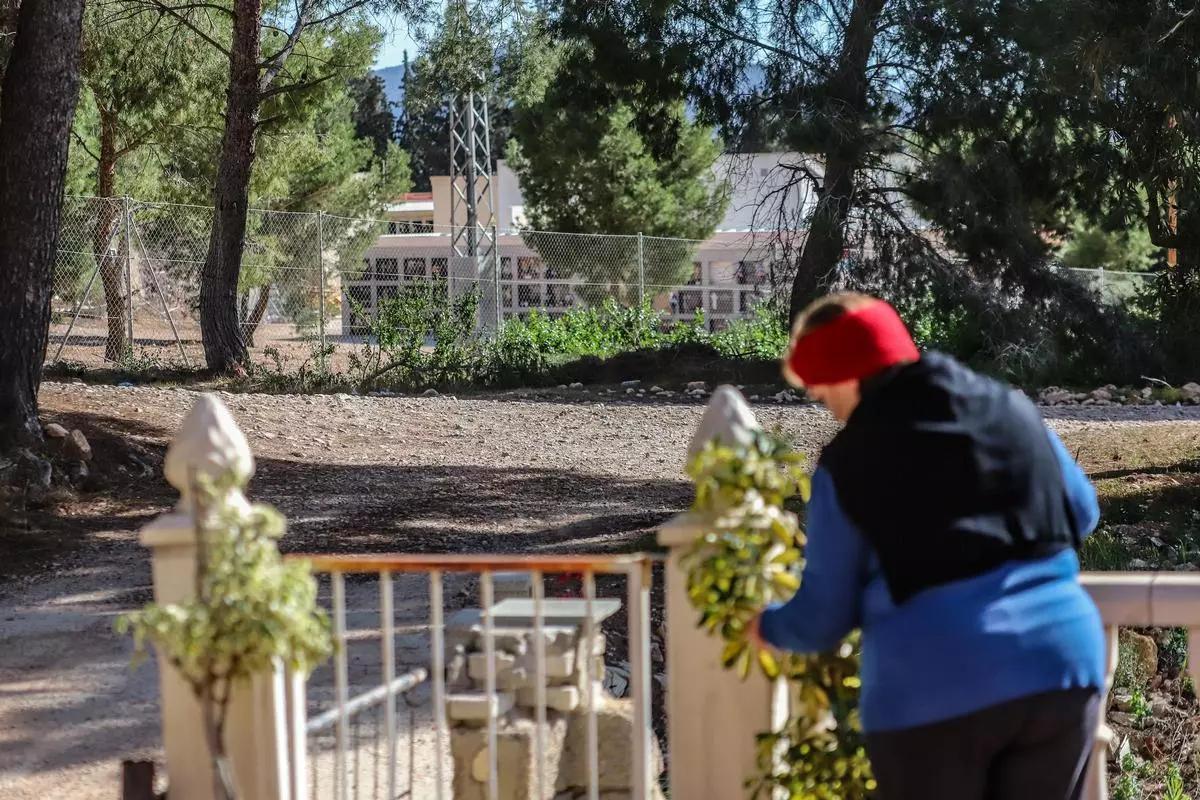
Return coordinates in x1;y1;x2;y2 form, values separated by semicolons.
290;553;657;800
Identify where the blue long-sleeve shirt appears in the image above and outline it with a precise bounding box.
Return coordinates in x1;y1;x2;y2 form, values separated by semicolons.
759;429;1106;732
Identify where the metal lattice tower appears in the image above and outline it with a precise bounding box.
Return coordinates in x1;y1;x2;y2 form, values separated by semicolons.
449;91;498;326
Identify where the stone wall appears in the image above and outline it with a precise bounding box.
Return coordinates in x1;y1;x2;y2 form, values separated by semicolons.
444;600;664;800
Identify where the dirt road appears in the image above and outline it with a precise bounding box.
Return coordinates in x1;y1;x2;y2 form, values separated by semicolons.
2;383;1197;798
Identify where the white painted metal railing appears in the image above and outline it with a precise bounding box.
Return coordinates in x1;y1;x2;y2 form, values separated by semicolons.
290;554;657;800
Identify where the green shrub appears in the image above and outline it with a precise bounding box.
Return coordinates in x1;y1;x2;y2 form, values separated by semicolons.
682;433;874;800
1130;687;1152;727
347;283;481;389
1161;628;1189;678
709;305;790;361
1164;763;1191;800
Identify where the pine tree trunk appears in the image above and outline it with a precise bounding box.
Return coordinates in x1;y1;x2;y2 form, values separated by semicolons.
199;0;262;372
94;107;129;362
788;0;886;323
0;0;85;452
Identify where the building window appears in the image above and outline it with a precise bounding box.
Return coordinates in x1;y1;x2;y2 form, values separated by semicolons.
501;256;513;280
431;258;448;280
347;285;372;332
377;284;399;305
358;258;373;281
518;256;542;281
376;258;399;279
387;221;399;235
518;284;542;307
403;257;426;281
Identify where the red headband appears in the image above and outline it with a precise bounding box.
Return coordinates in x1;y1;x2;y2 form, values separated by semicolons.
784;300;919;386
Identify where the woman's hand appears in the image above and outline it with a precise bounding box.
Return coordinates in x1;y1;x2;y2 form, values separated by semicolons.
747;612;768;650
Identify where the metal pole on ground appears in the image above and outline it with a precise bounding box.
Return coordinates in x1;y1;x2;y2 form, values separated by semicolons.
317;211;327;372
124;196;135;357
493;224;501;330
637;231;646;307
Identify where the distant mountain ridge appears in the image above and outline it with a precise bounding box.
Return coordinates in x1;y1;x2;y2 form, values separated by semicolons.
373;64;406;109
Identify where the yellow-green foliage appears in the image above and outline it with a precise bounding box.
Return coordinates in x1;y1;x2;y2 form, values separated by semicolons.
683;433;876;800
118;475;332;694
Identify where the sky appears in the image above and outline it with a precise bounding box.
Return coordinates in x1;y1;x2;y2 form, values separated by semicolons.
374;17;421;69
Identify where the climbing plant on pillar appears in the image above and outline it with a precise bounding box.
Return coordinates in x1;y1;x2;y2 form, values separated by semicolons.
682;428;874;800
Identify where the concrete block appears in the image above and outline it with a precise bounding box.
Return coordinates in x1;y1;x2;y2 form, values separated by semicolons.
556;696;664;796
516;685;581;713
450;713;568;800
469;650;518;681
447;691;515;723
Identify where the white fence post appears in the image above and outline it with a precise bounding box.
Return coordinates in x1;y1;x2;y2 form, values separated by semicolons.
657;387;783;800
139;394;298;800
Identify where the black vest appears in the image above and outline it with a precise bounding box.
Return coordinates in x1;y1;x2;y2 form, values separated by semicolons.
819;353;1080;605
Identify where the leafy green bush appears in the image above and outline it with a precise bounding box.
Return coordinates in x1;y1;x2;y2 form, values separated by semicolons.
708;305;791;361
347;283;481;389
682;432;874;800
1161;628;1189;678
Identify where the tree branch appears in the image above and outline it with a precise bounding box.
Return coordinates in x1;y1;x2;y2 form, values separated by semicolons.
258;0;316;93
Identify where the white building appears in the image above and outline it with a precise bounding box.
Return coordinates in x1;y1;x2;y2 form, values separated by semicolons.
344;154;814;334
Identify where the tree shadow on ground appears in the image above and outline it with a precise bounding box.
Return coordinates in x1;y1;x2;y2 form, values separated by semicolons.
2;405;692;584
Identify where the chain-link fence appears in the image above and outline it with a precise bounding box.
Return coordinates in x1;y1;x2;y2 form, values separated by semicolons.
48;195;1154;372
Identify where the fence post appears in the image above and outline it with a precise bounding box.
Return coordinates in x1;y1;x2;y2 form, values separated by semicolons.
657;387;785;800
140;395;298;800
124;196;135;357
493;223;501;330
637;232;646;307
316;211;327;371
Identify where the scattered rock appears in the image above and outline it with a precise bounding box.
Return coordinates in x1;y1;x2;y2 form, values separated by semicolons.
1090;388;1113;402
620;380;641;389
43;423;69;439
685;381;708;392
1039;388;1073;406
1182;382;1200;401
1150;696;1170;717
64;429;92;462
423;388;440;397
749;395;761;401
649;386;664;393
1127;559;1151;570
625;388;635;395
1109;711;1141;728
67;461;89;483
1141;387;1154;399
1119;629;1158;687
1113;693;1134;712
603;660;630;698
569;382;584;389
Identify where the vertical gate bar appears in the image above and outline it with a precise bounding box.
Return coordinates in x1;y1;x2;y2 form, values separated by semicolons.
493;224;501;330
584;570;599;800
333;571;350;800
430;570;447;800
628;560;652;799
481;571;500;800
532;570;547;800
381;572;397;800
317;211;327;372
637;232;645;308
124;196;135;355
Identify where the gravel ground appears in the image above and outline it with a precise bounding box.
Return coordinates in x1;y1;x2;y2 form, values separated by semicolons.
3;382;1200;799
